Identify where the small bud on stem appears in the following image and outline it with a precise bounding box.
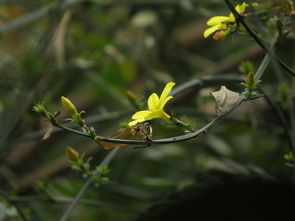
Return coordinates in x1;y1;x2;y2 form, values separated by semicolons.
66;147;80;163
213;31;226;41
245;72;255;90
61;96;84;126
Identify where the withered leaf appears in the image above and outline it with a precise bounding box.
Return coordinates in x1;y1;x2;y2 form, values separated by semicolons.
211;86;240;116
42;124;54;140
97;124;152;150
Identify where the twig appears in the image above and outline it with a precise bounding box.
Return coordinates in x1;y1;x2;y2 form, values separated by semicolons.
258;87;293;153
0;192;28;221
290;98;295;153
55;44;272;220
2;74;243;150
223;0;295;77
0;0;83;38
59;146;120;221
50;73;264;146
5;195;139;212
57;95;246;221
255;53;271;81
4;111;130;147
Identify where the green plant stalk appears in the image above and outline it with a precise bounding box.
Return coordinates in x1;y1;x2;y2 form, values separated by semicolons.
290;99;295;154
59;146;120;221
169;116;194;132
53;62;270;147
224;0;295;77
258;87;294;153
57;44;272;220
0;192;28;221
4;195;139;212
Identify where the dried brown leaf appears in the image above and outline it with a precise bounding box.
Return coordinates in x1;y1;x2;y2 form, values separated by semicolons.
211;86;240;116
42;125;54;140
98;125;152;150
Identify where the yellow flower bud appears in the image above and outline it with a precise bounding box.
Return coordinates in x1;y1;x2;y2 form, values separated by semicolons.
66;147;79;162
61;96;80;121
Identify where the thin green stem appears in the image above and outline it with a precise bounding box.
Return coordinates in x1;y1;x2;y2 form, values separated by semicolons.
0;192;28;221
290;98;295;153
56;49;270;220
223;0;295;77
58;97;247;221
258;87;293;153
6;75;240;149
6;111;129;145
54;82;246;221
54;97;246;146
59;146;120;221
255;54;271;81
6;195;139;212
49;75;262;146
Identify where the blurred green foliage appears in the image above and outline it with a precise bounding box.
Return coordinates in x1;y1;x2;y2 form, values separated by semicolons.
0;0;294;220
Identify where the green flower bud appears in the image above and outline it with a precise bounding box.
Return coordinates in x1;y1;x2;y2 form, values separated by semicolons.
33;102;47;116
245;72;255;90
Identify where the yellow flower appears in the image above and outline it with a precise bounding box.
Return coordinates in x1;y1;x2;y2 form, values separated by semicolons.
128;82;175;126
203;16;233;39
203;2;257;39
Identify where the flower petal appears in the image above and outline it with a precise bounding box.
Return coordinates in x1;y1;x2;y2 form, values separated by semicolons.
132;110;152;120
235;2;248;14
228;3;248;22
160;96;173;109
204;24;223;38
148;93;160;111
129;119;145;126
145;110;170;121
228;13;235;21
129;110;152;126
207;16;232;26
159;82;175;104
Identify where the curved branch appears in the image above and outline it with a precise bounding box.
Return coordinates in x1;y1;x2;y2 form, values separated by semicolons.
55;29;272;220
0;192;28;221
55;95;245;146
223;0;295;77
